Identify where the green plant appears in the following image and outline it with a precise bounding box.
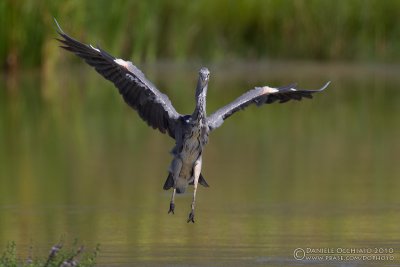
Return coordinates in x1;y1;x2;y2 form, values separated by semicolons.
0;242;100;267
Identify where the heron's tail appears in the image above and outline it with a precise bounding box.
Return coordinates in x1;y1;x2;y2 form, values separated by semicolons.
163;173;188;193
175;177;188;194
163;173;209;193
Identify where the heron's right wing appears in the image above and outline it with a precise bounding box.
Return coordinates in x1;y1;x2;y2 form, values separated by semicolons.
55;20;181;138
207;82;330;131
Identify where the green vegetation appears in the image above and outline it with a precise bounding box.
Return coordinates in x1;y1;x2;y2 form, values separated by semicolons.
1;0;400;71
0;242;99;267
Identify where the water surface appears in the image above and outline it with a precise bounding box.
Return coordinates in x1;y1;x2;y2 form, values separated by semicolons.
0;62;399;266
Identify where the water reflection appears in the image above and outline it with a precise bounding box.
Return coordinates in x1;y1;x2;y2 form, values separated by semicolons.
0;63;399;266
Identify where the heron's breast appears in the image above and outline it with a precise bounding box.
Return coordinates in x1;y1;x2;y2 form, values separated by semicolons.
180;127;203;163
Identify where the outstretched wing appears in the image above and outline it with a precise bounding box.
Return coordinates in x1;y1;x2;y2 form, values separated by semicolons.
207;82;330;130
55;20;181;138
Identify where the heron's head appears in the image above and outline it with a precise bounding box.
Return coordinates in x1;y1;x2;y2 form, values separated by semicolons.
196;67;210;97
199;67;210;84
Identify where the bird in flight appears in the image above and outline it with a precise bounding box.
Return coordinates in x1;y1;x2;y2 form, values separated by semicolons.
55;19;329;223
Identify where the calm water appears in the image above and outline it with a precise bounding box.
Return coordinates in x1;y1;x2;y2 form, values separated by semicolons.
1;62;400;266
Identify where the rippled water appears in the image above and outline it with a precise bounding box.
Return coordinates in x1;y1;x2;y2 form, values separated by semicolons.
1;62;399;266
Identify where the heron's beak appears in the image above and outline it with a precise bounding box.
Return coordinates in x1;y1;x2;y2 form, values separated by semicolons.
201;79;209;93
201;75;209;87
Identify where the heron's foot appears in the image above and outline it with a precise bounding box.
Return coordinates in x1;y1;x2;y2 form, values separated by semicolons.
168;202;175;214
187;210;195;223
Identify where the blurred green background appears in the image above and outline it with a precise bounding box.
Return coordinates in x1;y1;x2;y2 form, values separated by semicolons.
1;1;400;266
1;0;400;72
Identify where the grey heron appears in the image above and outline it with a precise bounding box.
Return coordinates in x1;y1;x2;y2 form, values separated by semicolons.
55;20;330;223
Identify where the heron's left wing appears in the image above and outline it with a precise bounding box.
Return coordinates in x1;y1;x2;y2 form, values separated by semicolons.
207;82;330;131
55;20;181;138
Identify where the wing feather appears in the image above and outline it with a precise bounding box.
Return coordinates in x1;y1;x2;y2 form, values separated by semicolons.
55;20;181;138
207;82;330;130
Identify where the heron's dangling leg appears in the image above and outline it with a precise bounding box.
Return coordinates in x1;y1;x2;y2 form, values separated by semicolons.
167;157;182;214
168;188;176;214
187;158;202;223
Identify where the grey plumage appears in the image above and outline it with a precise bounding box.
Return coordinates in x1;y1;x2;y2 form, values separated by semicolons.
55;20;180;138
207;82;330;130
55;19;329;223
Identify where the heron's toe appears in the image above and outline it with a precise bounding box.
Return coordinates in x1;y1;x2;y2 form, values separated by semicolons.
168;202;175;214
187;210;195;223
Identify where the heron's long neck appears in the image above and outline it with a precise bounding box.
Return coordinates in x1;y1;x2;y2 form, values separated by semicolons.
193;80;207;122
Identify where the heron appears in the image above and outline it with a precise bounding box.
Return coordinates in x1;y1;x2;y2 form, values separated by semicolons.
55;20;330;223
